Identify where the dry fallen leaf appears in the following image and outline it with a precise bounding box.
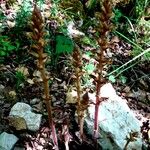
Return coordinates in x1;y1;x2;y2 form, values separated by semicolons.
66;90;77;104
139;79;149;90
8;116;27;130
33;70;41;77
33;70;43;82
9;90;16;100
27;78;35;85
7;20;16;28
32;101;43;113
123;86;131;93
111;36;120;43
16;66;29;77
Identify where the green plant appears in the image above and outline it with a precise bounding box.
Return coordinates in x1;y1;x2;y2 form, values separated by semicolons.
13;0;32;38
0;10;6;32
0;36;16;56
45;0;75;67
45;30;74;68
59;0;85;20
82;54;96;88
0;35;19;63
55;34;74;61
81;36;98;48
108;47;150;80
56;34;74;54
15;71;25;90
0;9;5;20
106;0;150;79
108;74;127;84
108;31;150;75
134;0;149;20
112;8;123;24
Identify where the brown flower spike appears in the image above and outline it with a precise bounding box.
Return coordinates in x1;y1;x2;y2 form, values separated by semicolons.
72;44;91;141
93;0;113;140
30;4;59;149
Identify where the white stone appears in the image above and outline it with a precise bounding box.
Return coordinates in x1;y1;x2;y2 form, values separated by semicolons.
67;21;85;38
0;132;18;150
85;83;142;150
9;102;42;131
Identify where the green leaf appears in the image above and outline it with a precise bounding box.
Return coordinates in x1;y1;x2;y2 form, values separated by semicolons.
7;45;16;51
55;35;74;55
109;75;116;83
0;50;6;57
81;36;97;47
82;36;91;45
15;41;20;50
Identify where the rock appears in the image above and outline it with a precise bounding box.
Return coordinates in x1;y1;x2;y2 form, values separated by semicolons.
85;83;142;150
9;102;42;131
0;132;18;150
67;21;85;38
30;98;40;105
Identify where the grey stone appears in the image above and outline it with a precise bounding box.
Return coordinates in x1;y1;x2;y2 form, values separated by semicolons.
85;83;142;150
9;102;42;131
0;132;18;150
30;98;40;105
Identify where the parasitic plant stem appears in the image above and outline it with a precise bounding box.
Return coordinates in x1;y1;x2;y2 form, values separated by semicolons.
93;0;113;140
72;44;85;140
30;4;59;149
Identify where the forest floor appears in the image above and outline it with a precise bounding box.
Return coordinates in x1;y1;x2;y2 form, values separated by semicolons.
0;0;150;149
0;37;150;149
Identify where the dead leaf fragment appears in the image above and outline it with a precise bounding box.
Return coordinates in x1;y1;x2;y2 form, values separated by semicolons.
111;36;120;43
16;66;29;77
33;70;41;77
8;116;27;130
33;70;43;82
9;91;16;99
66;90;77;104
7;20;15;28
27;78;35;85
139;79;148;90
123;86;131;93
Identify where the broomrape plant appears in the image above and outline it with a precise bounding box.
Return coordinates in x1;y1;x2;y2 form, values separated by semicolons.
29;4;59;150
